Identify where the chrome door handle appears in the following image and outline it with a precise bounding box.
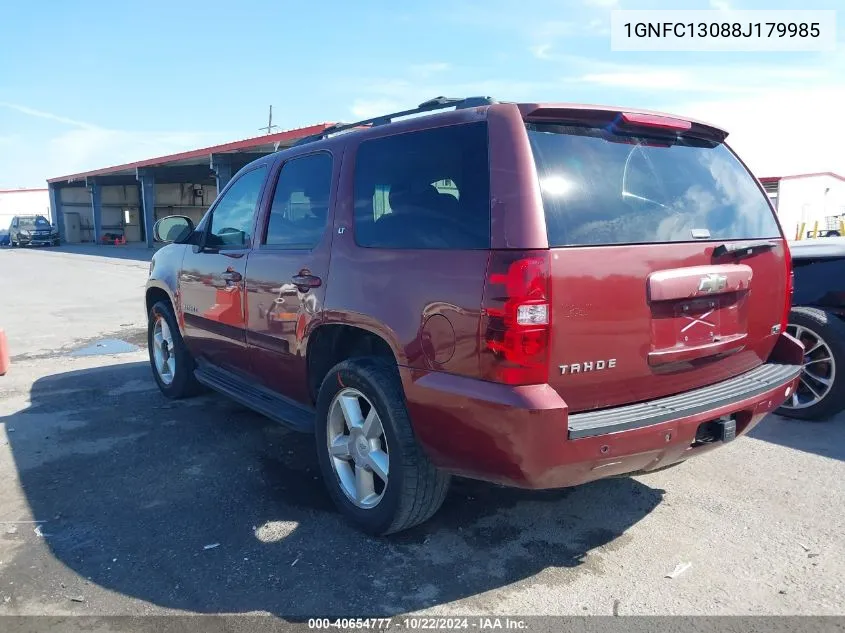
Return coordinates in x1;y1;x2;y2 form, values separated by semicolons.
291;274;321;290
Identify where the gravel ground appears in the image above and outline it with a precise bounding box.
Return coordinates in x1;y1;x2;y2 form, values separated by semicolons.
0;246;843;618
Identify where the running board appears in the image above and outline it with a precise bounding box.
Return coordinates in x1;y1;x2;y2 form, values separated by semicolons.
194;363;315;433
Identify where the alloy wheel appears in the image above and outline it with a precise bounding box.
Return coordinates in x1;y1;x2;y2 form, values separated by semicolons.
326;387;390;509
152;316;176;386
781;323;836;410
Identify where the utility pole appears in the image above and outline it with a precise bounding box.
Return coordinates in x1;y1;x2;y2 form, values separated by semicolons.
259;105;279;134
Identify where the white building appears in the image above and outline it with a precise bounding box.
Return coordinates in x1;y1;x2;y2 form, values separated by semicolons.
0;188;51;231
761;172;845;239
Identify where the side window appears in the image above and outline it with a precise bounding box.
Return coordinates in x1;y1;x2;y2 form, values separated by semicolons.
264;153;333;249
353;123;490;250
208;165;268;248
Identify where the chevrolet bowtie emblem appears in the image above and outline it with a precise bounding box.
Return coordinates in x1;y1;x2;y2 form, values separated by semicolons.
698;273;727;294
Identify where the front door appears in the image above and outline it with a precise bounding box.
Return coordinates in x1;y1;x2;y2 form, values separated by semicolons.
180;164;269;375
245;151;337;404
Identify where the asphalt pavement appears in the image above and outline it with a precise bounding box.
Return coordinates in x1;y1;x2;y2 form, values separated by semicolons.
0;245;843;617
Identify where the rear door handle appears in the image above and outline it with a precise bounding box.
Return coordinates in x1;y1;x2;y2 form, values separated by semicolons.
221;270;242;283
291;274;322;290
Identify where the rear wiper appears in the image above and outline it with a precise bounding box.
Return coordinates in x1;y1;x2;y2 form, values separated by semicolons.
712;240;778;260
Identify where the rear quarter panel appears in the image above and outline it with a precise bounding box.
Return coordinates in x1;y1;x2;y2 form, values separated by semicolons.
487;104;549;250
322;121;490;376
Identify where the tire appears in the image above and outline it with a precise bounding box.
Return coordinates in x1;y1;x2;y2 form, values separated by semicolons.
315;358;450;535
776;307;845;421
148;300;202;399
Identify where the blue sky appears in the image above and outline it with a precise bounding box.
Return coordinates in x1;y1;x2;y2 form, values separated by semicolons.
0;0;842;187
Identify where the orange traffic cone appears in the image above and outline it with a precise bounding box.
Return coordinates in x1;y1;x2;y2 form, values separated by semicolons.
0;329;9;376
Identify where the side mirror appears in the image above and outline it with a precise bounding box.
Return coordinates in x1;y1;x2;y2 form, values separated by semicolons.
153;216;195;244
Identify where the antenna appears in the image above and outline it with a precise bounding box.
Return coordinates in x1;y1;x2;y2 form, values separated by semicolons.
259;105;279;135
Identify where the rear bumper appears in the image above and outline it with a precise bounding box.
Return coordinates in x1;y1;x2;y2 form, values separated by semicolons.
567;362;799;439
401;333;803;489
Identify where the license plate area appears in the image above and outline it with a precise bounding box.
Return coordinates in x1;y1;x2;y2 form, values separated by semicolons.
647;264;752;363
676;297;722;346
647;291;749;366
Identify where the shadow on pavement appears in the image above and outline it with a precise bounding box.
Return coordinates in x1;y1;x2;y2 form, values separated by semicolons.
8;244;159;263
749;413;845;462
3;361;664;616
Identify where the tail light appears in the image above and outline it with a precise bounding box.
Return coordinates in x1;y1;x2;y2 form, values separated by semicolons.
781;241;794;332
480;250;551;385
618;112;692;132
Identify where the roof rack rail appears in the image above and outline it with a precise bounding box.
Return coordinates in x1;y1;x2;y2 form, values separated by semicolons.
292;96;497;146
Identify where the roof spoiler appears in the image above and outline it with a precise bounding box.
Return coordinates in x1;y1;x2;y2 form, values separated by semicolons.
293;96;498;147
520;105;728;143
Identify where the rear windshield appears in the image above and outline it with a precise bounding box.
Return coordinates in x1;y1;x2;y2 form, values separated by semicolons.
527;123;781;247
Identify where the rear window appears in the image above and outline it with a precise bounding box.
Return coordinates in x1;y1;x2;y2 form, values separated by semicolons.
353;122;490;249
527;123;781;247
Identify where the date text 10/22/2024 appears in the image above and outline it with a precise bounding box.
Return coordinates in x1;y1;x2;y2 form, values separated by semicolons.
307;618;529;630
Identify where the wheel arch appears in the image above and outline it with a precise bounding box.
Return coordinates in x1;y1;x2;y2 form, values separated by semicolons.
145;282;184;335
306;321;401;403
778;305;845;420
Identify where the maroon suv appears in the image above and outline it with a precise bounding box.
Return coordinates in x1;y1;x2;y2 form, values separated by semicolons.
146;97;804;535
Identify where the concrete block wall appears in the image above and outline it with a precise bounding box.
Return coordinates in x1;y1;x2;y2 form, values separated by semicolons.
56;183;217;244
59;187;94;242
154;183;217;226
100;185;141;242
60;188;89;204
102;185;140;205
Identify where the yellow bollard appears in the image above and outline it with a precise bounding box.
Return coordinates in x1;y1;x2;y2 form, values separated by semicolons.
812;220;819;239
796;222;805;240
